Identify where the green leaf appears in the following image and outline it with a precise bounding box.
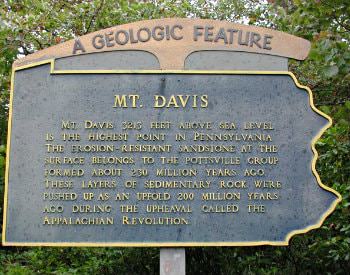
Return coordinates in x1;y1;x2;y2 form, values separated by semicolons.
345;101;350;110
323;65;339;77
309;48;321;61
319;105;331;114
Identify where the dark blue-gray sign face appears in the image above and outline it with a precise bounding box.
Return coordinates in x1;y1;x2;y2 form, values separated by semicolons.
3;63;340;246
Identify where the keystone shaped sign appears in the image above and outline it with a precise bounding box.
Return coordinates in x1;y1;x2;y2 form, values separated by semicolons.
2;19;341;246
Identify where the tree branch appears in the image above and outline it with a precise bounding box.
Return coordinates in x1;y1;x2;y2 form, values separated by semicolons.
85;0;105;34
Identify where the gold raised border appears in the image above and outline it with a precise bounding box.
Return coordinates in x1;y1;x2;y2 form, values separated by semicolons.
2;59;342;247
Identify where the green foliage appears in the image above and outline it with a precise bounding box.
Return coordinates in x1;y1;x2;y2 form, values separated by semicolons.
0;145;5;179
1;247;159;274
0;0;349;274
259;0;350;105
314;102;350;268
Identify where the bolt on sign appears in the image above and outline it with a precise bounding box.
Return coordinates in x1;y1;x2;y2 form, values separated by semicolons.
2;18;341;246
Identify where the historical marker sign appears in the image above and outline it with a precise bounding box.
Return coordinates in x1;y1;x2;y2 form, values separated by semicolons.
2;19;341;246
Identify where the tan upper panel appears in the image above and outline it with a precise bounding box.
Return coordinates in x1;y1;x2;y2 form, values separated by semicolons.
13;18;310;69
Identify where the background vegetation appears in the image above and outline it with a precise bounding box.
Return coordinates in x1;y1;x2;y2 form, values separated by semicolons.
0;0;349;274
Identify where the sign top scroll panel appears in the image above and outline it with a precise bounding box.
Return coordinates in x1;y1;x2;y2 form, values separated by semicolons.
13;18;311;69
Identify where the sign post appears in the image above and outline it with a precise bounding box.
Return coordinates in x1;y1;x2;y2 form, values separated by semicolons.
160;248;185;275
2;18;341;274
